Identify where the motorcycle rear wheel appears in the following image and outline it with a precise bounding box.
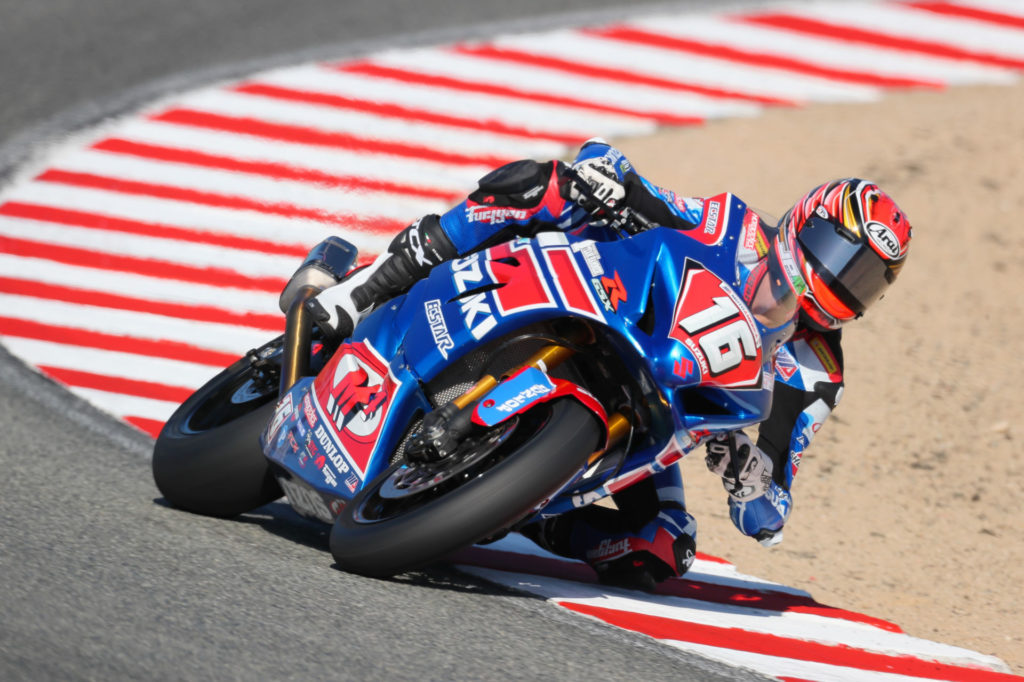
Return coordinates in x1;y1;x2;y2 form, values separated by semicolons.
152;337;284;517
329;399;601;578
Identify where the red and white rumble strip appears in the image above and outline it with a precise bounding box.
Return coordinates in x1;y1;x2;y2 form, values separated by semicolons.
1;1;1021;678
454;535;1019;681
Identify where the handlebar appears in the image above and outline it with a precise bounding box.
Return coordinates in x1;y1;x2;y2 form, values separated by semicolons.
561;166;656;237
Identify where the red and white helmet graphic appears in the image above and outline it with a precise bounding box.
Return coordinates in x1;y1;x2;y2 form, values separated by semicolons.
778;178;912;330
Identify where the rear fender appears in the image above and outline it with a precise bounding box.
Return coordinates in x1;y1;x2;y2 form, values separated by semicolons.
470;365;609;442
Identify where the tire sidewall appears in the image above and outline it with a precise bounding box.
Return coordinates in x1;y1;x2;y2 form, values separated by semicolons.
152;354;283;518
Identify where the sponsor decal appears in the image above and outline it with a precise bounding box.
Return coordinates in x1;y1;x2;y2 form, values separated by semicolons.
808;335;840;377
299;430;317;468
267;393;293;440
495;383;552;413
315;423;352;475
452;253;498;340
312;340;399;477
774;344;799;381
592;270;626;313
592;278;613;312
755;230;770;259
600;271;627;312
741;209;768;257
673;357;696;381
572;240;605;277
704;200;721;234
279;477;334;524
302;394;317;428
669;260;763;389
474;367;556;426
866;220;901;259
465;204;529;224
587;537;631;562
424;299;454;359
777;238;808;295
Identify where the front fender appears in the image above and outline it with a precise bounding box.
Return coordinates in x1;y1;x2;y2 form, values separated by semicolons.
469;365;610;444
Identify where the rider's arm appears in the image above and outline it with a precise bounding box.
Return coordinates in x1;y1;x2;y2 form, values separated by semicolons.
436;157;579;256
705;329;844;545
572;139;702;231
758;328;845;491
435;138;704;257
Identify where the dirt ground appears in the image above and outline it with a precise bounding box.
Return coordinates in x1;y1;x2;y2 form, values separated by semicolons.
612;80;1024;672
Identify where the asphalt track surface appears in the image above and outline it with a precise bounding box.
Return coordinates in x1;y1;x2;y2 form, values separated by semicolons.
0;1;773;680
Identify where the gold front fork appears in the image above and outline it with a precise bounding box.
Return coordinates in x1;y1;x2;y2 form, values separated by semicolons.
449;334;633;466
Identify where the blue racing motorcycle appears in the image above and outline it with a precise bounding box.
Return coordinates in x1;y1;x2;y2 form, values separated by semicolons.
152;193;790;578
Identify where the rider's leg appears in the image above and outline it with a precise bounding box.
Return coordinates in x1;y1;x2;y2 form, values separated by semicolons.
305;214;458;345
523;469;696;591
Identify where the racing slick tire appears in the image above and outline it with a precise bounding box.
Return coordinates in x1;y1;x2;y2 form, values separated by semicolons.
152;338;284;518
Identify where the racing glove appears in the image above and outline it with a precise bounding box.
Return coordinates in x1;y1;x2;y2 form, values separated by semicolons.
567;156;626;225
705;432;790;546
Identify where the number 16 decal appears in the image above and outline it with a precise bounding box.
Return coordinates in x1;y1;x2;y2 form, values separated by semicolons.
669;260;762;388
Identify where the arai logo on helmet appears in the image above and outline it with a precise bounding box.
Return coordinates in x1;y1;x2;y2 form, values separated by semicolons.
866;221;901;259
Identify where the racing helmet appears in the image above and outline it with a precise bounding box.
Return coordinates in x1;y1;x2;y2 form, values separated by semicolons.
776;179;912;330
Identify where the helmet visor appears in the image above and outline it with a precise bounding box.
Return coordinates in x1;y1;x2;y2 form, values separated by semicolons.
797;215;892;315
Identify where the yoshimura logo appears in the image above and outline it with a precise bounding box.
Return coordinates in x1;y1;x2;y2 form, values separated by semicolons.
495;383;552;413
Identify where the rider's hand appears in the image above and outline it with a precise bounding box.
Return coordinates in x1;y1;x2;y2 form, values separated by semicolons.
705;432;774;500
569;157;626;215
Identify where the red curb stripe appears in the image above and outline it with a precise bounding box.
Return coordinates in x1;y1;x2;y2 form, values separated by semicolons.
0;201;310;258
38;365;194;404
739;13;1024;70
906;1;1024;31
234;81;584;146
561;602;1018;681
695;552;730;565
0;276;281;331
335;61;704;128
93;137;462;202
585;25;945;90
34;168;406;235
123;415;165;438
153;108;512;168
449;546;901;632
0;316;240;366
450;43;796;107
0;232;287;292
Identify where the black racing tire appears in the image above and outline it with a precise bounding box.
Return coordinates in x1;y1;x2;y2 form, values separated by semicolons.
152;340;284;518
330;399;601;578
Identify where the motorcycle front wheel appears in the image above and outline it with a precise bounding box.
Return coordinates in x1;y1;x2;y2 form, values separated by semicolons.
329;398;601;578
152;336;284;517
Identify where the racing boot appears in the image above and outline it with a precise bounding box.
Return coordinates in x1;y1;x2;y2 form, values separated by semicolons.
523;503;697;592
305;214;458;346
